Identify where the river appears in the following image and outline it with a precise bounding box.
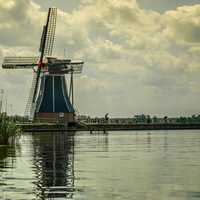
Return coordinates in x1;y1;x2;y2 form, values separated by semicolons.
0;130;200;200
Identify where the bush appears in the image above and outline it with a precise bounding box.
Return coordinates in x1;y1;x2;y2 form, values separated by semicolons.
0;117;21;145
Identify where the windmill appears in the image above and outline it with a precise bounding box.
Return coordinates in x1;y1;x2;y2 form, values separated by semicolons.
2;7;84;123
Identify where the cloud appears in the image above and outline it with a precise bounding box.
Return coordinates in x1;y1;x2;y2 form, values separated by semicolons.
164;5;200;43
0;0;200;116
0;0;44;47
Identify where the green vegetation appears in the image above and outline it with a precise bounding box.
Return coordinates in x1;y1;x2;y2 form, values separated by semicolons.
80;114;200;125
0;114;21;145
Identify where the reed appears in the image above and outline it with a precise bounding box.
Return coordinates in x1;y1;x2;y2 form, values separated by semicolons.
0;115;21;145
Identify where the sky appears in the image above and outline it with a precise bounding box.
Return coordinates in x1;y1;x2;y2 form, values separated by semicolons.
0;0;200;117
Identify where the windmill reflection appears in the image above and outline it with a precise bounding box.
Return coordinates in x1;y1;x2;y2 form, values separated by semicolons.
32;132;75;199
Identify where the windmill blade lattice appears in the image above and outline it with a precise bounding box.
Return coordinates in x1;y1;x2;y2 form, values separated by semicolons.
47;59;84;74
70;61;84;74
42;7;57;57
2;57;38;69
24;72;38;118
32;7;57;106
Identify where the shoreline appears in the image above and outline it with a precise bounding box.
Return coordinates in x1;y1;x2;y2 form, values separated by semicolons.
18;123;200;132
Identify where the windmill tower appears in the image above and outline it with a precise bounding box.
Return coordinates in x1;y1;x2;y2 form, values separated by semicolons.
2;8;84;123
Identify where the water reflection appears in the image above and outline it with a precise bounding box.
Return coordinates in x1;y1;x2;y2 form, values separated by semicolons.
1;131;200;200
0;145;17;170
32;132;75;199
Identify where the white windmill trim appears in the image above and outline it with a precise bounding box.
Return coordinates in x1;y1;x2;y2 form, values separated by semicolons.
52;75;55;112
61;75;71;112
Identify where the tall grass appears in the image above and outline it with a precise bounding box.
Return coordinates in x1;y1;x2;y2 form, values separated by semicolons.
0;115;21;145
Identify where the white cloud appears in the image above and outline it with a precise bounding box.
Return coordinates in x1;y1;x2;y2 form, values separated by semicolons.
0;0;200;116
164;5;200;43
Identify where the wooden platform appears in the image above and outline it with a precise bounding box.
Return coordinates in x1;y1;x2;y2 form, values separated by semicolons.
18;122;200;132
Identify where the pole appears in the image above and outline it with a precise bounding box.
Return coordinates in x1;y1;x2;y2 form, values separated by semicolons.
0;89;4;114
5;94;7;114
0;100;2;114
10;104;13;116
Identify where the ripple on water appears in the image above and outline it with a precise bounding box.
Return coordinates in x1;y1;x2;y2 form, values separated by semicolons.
0;131;200;199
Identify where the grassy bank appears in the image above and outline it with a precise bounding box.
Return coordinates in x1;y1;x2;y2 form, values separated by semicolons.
0;115;21;145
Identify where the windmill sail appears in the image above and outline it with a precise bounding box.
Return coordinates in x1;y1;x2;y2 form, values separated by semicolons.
70;60;84;74
47;58;84;74
39;26;46;53
44;7;57;56
2;57;38;69
32;7;57;107
24;72;38;119
39;8;57;57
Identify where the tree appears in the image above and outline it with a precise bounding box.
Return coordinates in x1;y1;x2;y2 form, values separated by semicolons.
164;116;168;124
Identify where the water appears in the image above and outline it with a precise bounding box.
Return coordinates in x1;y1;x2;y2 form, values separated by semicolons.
0;131;200;200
